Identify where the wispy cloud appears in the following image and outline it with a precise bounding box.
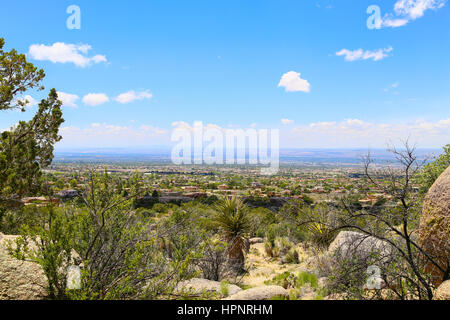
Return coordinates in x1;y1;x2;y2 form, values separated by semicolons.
57;118;450;148
29;43;107;67
336;47;393;62
59;123;167;147
383;0;447;28
278;71;311;92
289;118;450;148
114;90;153;104
384;83;400;94
281;119;295;125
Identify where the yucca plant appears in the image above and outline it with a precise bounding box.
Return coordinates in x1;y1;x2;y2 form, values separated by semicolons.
213;196;251;273
307;222;335;248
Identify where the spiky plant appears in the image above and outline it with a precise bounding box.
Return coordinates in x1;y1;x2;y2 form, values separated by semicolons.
213;196;251;273
307;222;335;248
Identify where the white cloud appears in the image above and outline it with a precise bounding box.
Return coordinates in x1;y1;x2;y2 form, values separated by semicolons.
278;71;311;92
29;43;107;68
57;91;79;108
281;119;295;125
384;83;400;93
382;0;447;28
171;121;224;132
58;123;168;147
383;18;410;27
140;125;166;135
394;0;446;19
114;90;153;104
289;118;450;148
336;47;393;62
56;118;450;149
82;93;109;106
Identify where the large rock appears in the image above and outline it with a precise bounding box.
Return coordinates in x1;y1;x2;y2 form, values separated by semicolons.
420;166;450;286
223;285;289;300
176;278;242;297
328;231;393;262
434;280;450;300
0;234;47;300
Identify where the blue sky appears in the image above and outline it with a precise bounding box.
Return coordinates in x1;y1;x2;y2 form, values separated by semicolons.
1;0;449;148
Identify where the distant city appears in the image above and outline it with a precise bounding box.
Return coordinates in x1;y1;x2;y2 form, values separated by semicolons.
53;147;442;166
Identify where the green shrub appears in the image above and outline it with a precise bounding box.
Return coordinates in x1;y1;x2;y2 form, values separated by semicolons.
296;272;318;289
220;281;229;296
284;248;299;264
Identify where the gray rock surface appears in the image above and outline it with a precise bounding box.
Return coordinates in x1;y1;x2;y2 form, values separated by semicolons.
328;231;393;262
0;234;47;300
223;285;289;300
176;278;242;297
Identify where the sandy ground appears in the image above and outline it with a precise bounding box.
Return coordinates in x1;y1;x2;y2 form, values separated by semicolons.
240;242;320;300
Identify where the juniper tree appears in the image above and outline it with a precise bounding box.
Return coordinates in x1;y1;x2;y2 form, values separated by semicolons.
0;38;64;199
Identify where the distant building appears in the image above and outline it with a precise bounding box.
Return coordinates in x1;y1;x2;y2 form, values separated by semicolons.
311;186;326;194
182;186;198;192
161;191;182;197
251;182;263;188
349;173;364;179
184;192;207;199
217;184;229;190
57;189;79;199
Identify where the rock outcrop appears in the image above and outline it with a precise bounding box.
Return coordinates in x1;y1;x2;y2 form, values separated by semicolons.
328;231;393;262
420;166;450;286
434;280;450;300
0;233;47;300
176;278;242;297
223;285;289;300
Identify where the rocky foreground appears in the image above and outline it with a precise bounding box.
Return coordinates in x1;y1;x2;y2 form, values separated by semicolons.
1;167;449;300
0;233;47;300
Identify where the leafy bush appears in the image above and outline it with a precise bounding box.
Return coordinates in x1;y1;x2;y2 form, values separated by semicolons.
194;239;230;281
220;281;229;296
296;271;318;289
9;172;202;300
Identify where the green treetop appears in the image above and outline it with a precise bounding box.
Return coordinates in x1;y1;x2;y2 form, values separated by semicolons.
0;38;64;198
